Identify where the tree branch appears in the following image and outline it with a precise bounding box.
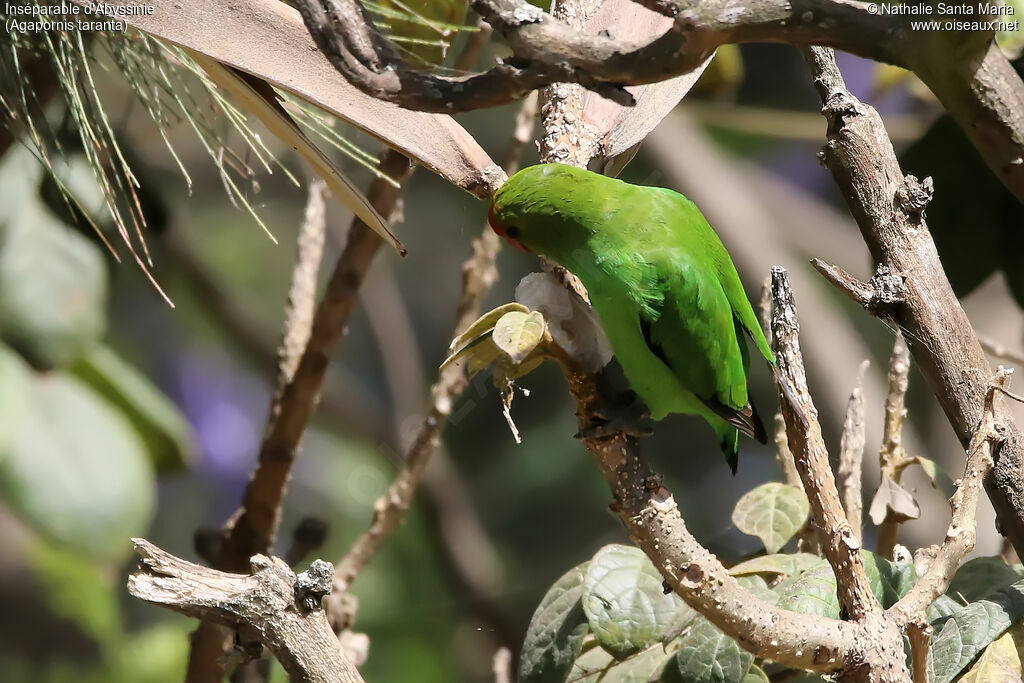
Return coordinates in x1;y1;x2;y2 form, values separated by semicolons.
838;360;869;541
888;369;1008;626
293;0;1024;202
981;334;1024;368
129;539;362;683
770;268;877;622
802;45;1024;557
876;334;914;559
184;151;413;682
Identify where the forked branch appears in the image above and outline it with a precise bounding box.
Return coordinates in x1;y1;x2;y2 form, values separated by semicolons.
803;45;1024;557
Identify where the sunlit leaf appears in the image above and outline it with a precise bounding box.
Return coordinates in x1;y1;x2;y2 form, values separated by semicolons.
731;483;809;554
492;311;546;365
958;622;1024;683
446;303;529;357
582;545;686;659
729;553;822;580
775;551;917;619
868;475;920;525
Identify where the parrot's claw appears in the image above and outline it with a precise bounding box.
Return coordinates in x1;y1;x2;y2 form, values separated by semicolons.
575;391;654;440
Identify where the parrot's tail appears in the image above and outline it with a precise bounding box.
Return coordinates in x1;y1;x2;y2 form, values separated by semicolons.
716;426;740;475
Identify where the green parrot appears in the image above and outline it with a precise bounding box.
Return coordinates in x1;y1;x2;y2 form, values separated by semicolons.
488;163;774;473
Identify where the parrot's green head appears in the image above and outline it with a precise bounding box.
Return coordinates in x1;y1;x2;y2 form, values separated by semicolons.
488;164;593;258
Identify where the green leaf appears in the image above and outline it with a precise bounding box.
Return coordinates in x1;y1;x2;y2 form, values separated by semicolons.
957;622;1024;683
741;664;770;683
736;574;780;605
582;544;685;659
928;579;1024;683
28;538;122;644
492;310;546;365
570;642;674;683
928;594;964;623
520;563;591;683
774;558;840;619
908;456;957;498
775;551;918;619
446;303;528;356
948;558;1024;604
729;553;822;580
0;180;107;368
441;303;531;375
731;483;809;553
0;347;155;560
71;346;196;472
659;618;753;682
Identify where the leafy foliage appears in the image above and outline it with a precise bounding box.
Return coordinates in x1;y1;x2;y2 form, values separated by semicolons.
0;150;106;368
522;442;1024;683
731;482;809;553
519;563;591;683
928;578;1024;682
582;545;684;659
659;617;753;683
0;146;193;561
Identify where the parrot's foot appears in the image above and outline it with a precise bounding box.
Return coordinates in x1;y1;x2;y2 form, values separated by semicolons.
575;390;654;440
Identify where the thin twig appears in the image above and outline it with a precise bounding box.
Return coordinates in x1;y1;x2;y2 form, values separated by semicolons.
289;0;1024;203
162;225;396;452
164;218;514;641
838;360;869;540
759;277;800;488
187;177;329;683
274;179;329;399
888;369;1008;626
980;335;1024;368
129;539;361;683
332;92;538;593
876;334;913;559
770;267;877;622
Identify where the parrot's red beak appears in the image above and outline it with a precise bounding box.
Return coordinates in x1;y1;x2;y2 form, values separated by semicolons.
488;204;530;253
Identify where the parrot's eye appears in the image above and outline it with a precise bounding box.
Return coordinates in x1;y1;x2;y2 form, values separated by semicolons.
505;226;521;239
